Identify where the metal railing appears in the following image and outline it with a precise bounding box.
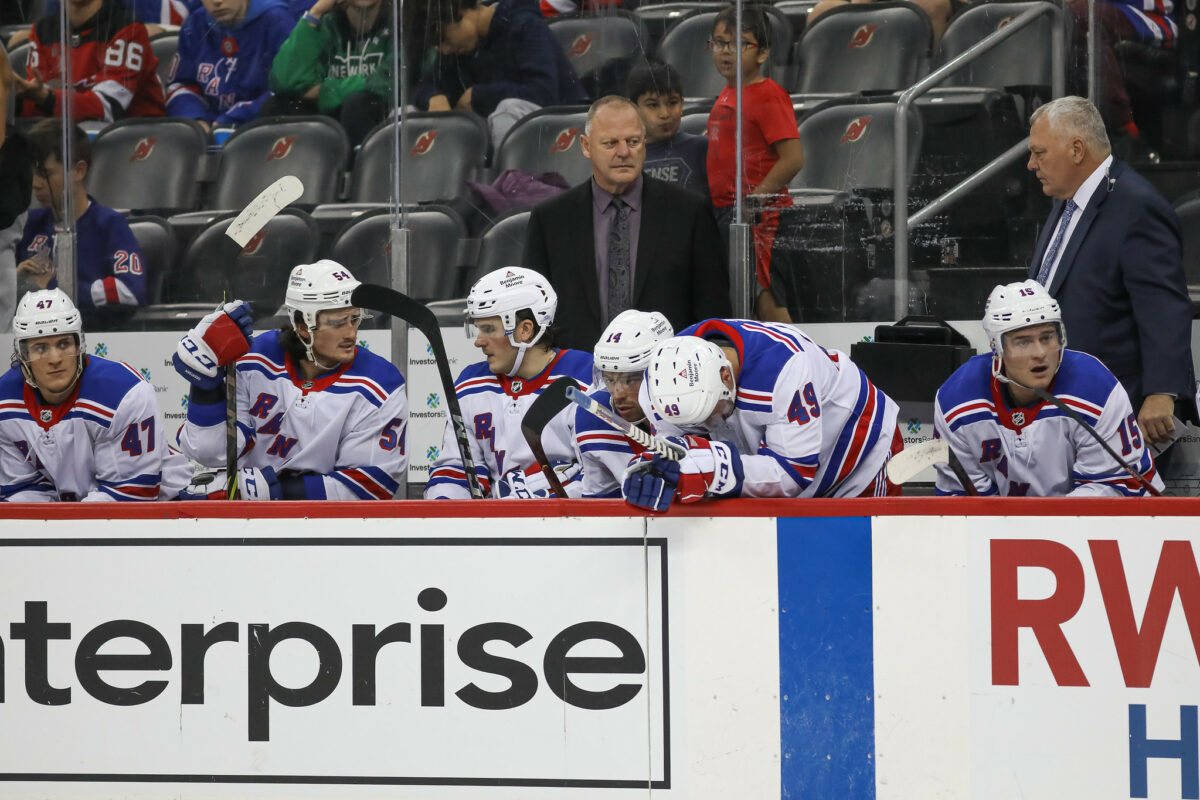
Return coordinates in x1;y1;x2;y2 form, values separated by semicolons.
893;2;1065;318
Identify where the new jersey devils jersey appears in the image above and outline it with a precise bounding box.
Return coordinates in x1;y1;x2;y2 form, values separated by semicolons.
24;0;166;121
933;351;1161;496
646;319;900;498
424;349;593;499
0;356;181;501
178;330;408;500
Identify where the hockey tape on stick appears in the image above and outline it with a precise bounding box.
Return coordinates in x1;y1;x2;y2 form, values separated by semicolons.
225;176;304;247
565;386;687;461
520;376;578;499
1031;386;1162;496
885;438;947;484
350;284;485;499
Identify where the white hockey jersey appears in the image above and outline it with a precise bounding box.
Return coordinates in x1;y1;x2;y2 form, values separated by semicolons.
424;349;593;499
574;387;647;498
644;319;900;498
0;356;187;501
933;351;1161;496
178;330;408;500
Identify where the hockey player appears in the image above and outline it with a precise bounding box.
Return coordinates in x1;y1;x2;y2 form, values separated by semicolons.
575;309;673;498
622;319;902;510
933;280;1161;496
173;260;408;500
424;267;592;499
0;289;187;501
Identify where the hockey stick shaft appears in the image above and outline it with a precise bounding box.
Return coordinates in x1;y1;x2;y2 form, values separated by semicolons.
520;376;578;499
565;386;687;461
1031;386;1162;496
351;284;485;499
885;437;977;494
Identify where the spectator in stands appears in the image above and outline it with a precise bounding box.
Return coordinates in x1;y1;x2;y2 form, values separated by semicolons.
8;0;192;48
16;120;147;326
524;95;729;350
266;0;393;149
807;0;955;42
15;0;166;121
705;5;803;323
0;47;32;330
1026;96;1195;456
167;0;295;131
538;0;628;16
409;0;586;148
627;61;709;201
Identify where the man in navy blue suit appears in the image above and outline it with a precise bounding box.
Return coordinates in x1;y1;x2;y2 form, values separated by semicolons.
1027;95;1195;451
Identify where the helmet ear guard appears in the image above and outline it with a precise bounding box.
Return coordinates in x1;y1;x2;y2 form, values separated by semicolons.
982;279;1066;381
645;337;735;427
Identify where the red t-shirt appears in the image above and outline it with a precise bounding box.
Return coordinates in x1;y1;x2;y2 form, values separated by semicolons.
706;78;799;208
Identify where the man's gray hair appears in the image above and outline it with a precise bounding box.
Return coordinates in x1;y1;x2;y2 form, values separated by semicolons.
1029;96;1111;156
584;95;645;136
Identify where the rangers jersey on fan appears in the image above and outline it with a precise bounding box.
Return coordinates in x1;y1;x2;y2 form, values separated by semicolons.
19;201;148;308
575;388;645;498
23;0;166;121
178;330;408;500
933;351;1161;497
646;319;900;498
424;350;593;499
0;356;181;501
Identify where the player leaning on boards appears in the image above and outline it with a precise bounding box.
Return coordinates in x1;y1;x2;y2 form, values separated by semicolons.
173;261;409;500
933;280;1161;496
0;289;190;501
574;310;674;498
425;267;592;499
622;319;903;511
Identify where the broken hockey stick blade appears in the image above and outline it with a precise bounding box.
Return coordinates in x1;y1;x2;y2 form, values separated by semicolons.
520;377;578;499
885;438;948;484
1031;386;1162;497
351;284;485;499
565;385;687;461
225;176;304;247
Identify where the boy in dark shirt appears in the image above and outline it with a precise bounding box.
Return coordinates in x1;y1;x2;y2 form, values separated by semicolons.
628;61;709;201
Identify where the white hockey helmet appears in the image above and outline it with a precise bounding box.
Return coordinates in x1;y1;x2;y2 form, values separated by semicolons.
12;289;85;389
285;260;363;331
982;279;1066;379
466;267;558;376
645;336;735;428
594;309;674;375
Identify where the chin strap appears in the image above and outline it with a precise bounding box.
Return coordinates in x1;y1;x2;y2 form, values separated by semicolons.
505;325;549;378
296;329;342;374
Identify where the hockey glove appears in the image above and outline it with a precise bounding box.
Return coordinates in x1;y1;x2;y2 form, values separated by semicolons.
621;437;744;512
173;301;255;390
238;466;282;501
497;462;582;498
179;469;227;500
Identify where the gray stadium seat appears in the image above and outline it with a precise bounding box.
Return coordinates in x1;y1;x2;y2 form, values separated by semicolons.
773;0;820;39
548;10;651;100
493;106;594;188
789;2;933;94
330;206;468;304
350;112;487;204
6;41;30;81
793;101;923;193
149;33;177;93
125;215;177;305
1174;194;1200;313
209;116;348;210
463;209;532;293
635;1;726;53
937;1;1063;93
656;9;793;100
89;117;209;213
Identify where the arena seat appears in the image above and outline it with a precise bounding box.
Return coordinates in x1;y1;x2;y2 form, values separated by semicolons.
6;41;30;80
635;1;725;52
209;116;348;210
493;106;593;188
460;209;532;295
656;9;793;100
773;0;819;39
350;112;487;204
149;32;177;92
1174;193;1200;314
548;10;651;100
793;100;923;193
89;117;209;214
124;214;177;306
329;206;468;305
789;2;933;94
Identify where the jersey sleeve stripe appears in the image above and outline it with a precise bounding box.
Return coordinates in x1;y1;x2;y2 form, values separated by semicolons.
331;467;396;500
0;477;56;499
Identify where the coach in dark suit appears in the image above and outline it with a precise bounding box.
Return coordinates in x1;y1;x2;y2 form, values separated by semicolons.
1027;96;1195;447
524;95;730;350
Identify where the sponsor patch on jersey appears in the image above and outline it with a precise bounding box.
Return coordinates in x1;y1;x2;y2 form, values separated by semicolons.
40;409;52;423
301;380;314;390
511;380;523;393
1012;411;1025;426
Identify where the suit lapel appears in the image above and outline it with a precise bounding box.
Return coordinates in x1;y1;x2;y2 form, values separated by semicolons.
1029;199;1060;280
1047;165;1115;295
632;176;656;303
577;183;602;321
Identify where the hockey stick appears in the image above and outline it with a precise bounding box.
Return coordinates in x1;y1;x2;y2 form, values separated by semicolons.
885;438;978;495
1031;386;1162;496
520;377;578;498
565;386;687;461
350;284;485;499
